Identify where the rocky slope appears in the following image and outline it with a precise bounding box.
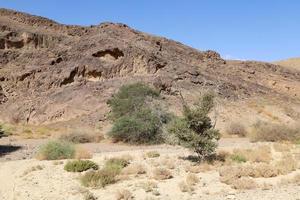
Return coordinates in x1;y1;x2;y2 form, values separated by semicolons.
275;57;300;71
0;8;299;130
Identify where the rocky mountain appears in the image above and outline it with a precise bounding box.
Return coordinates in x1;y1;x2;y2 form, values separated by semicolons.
0;8;299;130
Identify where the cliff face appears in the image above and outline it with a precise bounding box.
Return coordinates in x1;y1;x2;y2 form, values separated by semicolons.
0;9;299;127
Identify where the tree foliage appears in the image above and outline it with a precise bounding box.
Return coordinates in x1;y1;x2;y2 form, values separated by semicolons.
168;92;220;161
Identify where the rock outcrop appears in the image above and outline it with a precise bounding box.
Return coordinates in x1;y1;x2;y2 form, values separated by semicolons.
0;8;299;127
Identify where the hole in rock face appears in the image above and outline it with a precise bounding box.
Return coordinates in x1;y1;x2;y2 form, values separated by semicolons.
92;48;124;60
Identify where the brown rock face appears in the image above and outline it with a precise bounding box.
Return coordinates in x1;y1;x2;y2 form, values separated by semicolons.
0;8;299;127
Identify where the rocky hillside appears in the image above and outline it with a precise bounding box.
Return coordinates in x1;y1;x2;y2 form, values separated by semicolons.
275;57;300;71
0;8;299;129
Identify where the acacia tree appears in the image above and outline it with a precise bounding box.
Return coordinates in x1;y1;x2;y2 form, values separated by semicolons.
168;92;220;161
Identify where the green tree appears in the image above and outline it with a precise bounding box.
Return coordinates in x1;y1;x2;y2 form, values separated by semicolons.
168;93;220;161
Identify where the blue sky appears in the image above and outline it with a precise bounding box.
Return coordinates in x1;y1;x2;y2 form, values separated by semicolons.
1;0;300;61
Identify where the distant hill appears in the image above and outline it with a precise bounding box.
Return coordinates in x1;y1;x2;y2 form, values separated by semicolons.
274;57;300;71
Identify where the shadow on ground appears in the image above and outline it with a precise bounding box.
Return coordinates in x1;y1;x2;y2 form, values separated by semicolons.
0;145;22;157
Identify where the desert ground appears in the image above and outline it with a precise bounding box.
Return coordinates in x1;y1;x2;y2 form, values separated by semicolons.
0;8;300;200
0;136;300;200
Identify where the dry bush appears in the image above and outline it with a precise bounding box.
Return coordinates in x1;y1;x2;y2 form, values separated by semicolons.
186;173;200;186
75;146;92;159
251;121;300;142
275;154;298;175
115;189;133;200
185;163;211;173
232;146;272;163
160;158;175;169
146;151;160;158
273;143;292;152
231;177;257;190
226;122;247;137
60;130;103;144
121;164;146;176
178;181;194;193
83;191;97;200
219;164;279;185
152;168;172;180
139;181;158;192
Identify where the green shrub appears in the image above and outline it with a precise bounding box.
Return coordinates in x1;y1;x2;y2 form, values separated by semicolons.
107;83;168;144
37;140;75;160
80;168;117;188
251;121;300;142
230;154;247;163
167;92;220;161
107;83;159;119
104;158;129;173
109;109;162;144
64;160;99;172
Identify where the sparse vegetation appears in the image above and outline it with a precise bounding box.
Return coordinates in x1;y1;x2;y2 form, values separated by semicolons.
139;181;158;192
230;154;247;163
80;168;117;188
226;122;247;137
232;146;272;163
121;164;146;175
105;158;130;173
60;132;92;143
146;151;160;158
167;92;220;161
250;121;300;142
74;146;92;159
152;168;172;180
115;189;133;200
64;160;99;172
36;140;75;160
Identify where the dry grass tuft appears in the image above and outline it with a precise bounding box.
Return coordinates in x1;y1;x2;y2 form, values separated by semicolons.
75;146;92;159
121;164;146;176
178;181;194;193
145;151;160;158
231;177;257;190
139;181;158;192
185;173;200;186
115;189;133;200
152;168;173;180
232;145;272;163
160;158;176;169
185;163;211;173
250;121;300;142
275;154;298;175
226;122;247;137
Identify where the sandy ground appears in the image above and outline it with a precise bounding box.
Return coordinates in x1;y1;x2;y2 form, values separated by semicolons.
0;138;299;200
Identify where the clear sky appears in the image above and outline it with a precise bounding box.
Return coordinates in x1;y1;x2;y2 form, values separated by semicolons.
1;0;299;61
